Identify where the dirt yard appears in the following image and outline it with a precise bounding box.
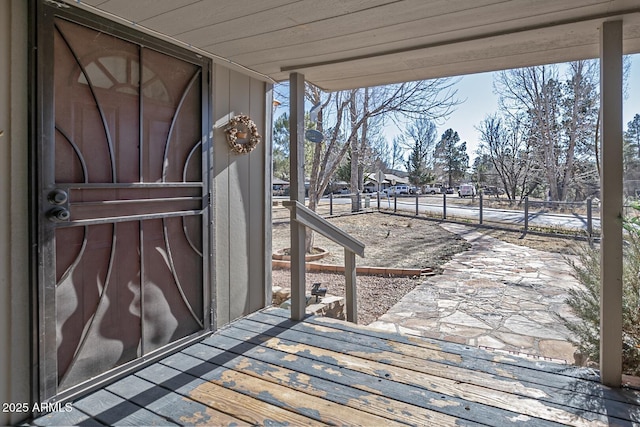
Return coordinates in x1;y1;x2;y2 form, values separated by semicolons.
271;210;582;325
273;212;472;272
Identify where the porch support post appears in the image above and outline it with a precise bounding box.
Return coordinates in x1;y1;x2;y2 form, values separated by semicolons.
345;250;357;323
599;20;623;387
289;72;306;321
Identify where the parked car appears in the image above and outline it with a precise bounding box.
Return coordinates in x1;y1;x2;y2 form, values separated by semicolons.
332;187;350;194
458;184;477;198
443;187;455;194
384;185;411;195
482;186;504;196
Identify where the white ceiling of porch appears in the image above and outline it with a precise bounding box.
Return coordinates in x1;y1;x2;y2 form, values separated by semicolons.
74;0;640;91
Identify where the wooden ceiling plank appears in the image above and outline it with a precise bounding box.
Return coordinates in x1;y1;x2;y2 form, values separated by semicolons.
307;44;602;91
87;0;201;24
73;0;640;91
138;0;302;37
205;0;614;59
200;0;521;57
173;0;398;46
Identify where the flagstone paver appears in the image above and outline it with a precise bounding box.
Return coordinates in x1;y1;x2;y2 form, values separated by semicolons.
369;223;583;364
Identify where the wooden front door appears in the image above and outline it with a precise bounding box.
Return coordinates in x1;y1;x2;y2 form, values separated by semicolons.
36;3;211;402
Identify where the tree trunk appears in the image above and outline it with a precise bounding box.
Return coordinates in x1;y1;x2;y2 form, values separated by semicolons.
349;92;360;212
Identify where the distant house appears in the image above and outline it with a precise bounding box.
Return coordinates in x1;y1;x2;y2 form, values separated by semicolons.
273;177;290;196
364;172;409;193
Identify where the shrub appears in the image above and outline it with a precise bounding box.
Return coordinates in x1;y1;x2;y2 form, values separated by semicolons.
564;204;640;375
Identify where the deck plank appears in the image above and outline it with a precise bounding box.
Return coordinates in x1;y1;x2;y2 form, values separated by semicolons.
258;308;640;405
72;389;177;426
133;362;326;426
230;314;640;424
29;407;103;426
105;374;249;426
181;341;485;427
28;307;640;427
262;308;594;377
156;351;410;426
213;320;634;426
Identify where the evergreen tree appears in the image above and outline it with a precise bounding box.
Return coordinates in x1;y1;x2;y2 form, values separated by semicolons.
405;146;433;188
272;114;290;179
626;114;640;158
624;114;640;196
434;128;469;188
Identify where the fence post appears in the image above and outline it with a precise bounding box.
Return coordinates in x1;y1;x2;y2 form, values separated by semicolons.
329;192;333;216
443;192;447;220
524;196;529;233
415;192;419;215
479;192;483;224
394;194;397;212
586;197;593;239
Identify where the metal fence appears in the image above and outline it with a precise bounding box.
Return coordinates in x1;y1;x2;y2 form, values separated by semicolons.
275;192;605;238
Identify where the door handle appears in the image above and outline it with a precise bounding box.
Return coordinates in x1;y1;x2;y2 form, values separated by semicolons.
48;189;68;205
46;189;70;222
47;207;70;222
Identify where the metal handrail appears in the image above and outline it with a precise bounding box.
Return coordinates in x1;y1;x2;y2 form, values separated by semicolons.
283;200;365;322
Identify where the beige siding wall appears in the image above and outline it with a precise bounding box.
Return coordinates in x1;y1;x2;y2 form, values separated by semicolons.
213;64;272;327
0;1;31;425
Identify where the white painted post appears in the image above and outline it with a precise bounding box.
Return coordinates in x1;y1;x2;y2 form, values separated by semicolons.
600;20;623;387
289;72;307;321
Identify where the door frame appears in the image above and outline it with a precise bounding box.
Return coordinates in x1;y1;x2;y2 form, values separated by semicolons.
31;0;214;406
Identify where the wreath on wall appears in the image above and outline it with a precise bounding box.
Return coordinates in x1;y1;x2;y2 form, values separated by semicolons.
224;114;261;154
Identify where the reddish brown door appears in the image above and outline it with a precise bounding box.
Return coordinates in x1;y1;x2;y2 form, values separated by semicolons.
37;7;211;401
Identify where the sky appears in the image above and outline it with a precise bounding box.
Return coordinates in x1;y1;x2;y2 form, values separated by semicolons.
383;54;640;163
381;71;497;162
275;54;640;166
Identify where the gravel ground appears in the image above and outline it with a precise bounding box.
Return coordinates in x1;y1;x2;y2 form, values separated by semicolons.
272;269;421;325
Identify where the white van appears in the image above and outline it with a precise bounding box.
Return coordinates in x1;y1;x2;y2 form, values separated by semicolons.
423;185;441;194
458;184;476;198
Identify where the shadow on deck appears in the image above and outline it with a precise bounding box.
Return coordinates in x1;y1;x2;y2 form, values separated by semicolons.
31;307;640;426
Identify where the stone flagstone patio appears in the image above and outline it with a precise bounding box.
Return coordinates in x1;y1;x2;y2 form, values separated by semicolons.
369;223;583;364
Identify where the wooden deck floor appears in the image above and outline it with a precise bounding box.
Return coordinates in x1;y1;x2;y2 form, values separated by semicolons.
32;307;640;426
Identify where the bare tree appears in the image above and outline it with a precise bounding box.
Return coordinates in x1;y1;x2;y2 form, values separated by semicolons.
390;136;405;171
495;61;599;201
477;114;534;202
305;79;459;214
292;79;458;251
401;118;437;191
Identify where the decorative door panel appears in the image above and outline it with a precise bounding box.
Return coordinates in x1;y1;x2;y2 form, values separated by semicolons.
37;5;211;401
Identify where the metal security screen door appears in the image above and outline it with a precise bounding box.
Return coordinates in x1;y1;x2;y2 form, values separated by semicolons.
36;4;211;402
